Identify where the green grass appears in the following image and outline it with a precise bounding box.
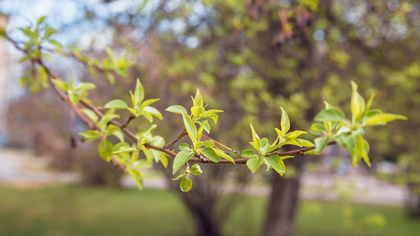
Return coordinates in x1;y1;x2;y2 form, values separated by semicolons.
0;185;419;236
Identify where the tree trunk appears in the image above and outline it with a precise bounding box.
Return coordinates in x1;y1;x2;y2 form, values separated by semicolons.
263;156;304;236
405;183;420;218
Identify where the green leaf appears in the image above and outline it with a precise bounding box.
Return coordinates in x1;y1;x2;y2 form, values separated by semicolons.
81;108;98;123
134;79;144;107
280;107;290;134
173;150;194;174
106;125;124;142
179;143;190;151
201;147;219;162
151;136;165;162
198;121;211;133
19;55;31;63
182;113;198;142
364;93;375;116
298;139;314;147
37;16;46;26
98;114;120;130
129;170;143;190
241;149;255;158
180;177;192;192
213;148;235;164
98;139;113;162
43;27;57;39
193;141;203;150
104;46;116;63
104;99;128;109
161;156;168;168
285;130;307;139
199;109;223;119
207;114;218;124
140;98;160;108
141;146;154;163
247;156;263;173
314;137;330;153
194;89;203;107
172;173;185;181
112;142;131;153
265;155;286;175
365;113;407;126
79;130;101;143
51;79;68;92
75;82;96;92
190;164;203;175
314;108;346;122
69;93;80;105
309;124;326;135
143;106;163;120
166;105;188;114
142;111;154;122
191;106;205;118
351;81;366;122
203;140;214;147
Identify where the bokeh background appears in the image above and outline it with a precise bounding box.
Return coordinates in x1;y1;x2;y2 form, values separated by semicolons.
1;0;420;235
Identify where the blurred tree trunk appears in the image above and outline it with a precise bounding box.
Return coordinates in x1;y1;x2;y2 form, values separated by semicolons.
263;156;304;236
405;183;420;218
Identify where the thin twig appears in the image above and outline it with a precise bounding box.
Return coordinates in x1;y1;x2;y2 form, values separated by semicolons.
202;134;240;154
123;114;135;128
165;130;187;149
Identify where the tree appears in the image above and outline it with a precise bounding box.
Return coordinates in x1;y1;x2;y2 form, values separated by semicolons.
0;8;408;236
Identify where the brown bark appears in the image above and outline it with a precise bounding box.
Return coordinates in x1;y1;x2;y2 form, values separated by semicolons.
263;156;305;236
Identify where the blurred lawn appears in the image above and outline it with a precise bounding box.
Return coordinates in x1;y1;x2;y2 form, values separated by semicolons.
0;185;419;236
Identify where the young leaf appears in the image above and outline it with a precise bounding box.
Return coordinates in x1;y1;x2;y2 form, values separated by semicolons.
106;125;124;142
203;140;214;147
314;108;346;122
350;81;366;122
173;150;194;174
201;147;219;162
194;89;203;107
69;93;80;105
298;139;314;147
213;148;235;164
143;106;163;120
309;124;326;135
104;99;128;109
140;98;160;108
285;130;307;139
190;164;203;175
134;79;144;107
182;113;198;142
179;143;190;151
314;137;330;153
191;106;205;118
79;130;101;143
98;139;113;162
51;79;68;92
265;155;286;175
247;156;263;173
280;107;290;134
81;108;98;123
75;82;96;92
365;113;407;126
166;105;188;114
180;177;192;192
172;173;186;181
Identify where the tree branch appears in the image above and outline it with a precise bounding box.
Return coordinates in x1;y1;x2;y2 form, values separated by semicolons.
4;35;339;168
165;129;187;150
